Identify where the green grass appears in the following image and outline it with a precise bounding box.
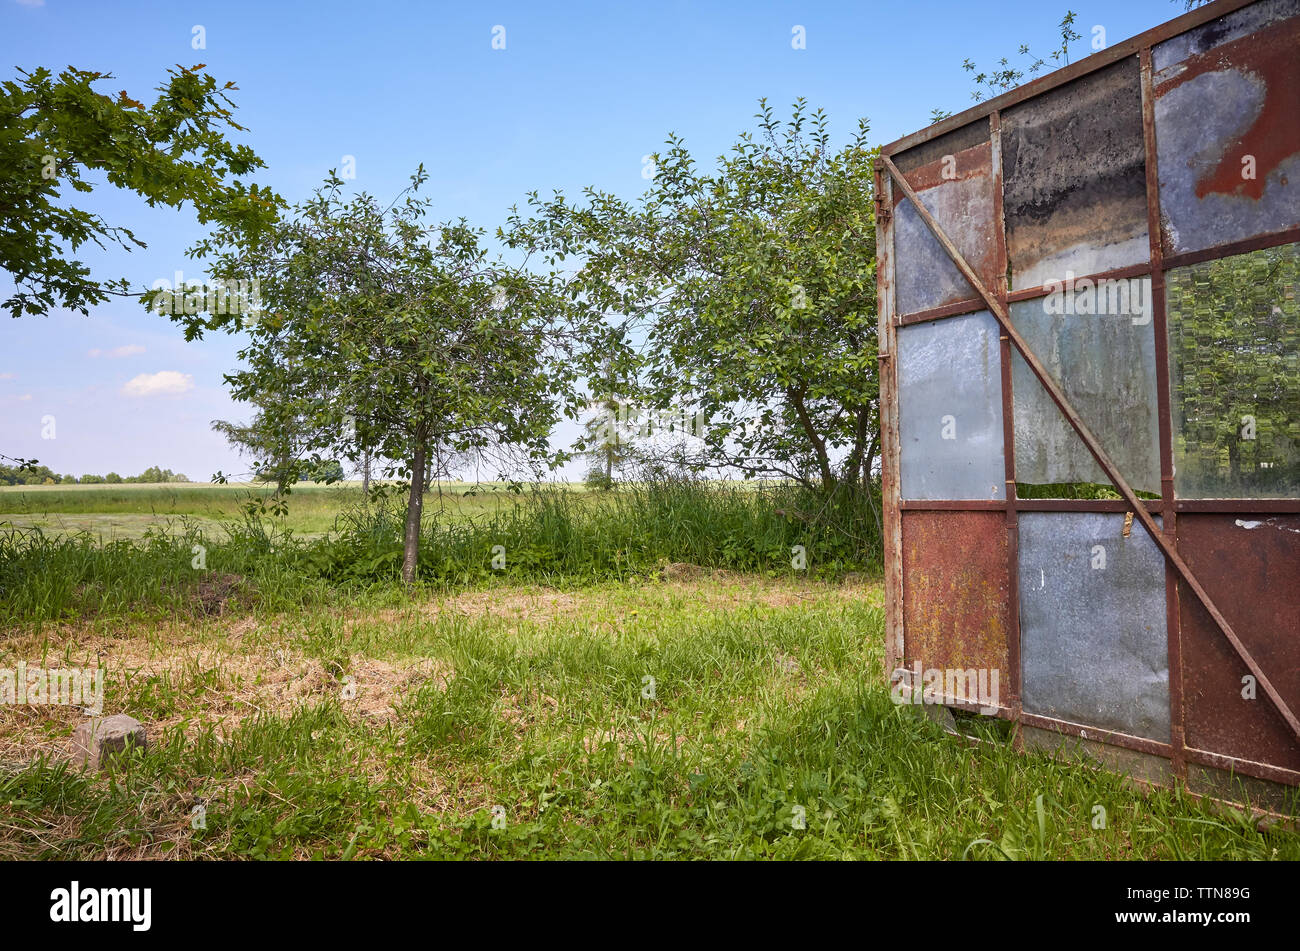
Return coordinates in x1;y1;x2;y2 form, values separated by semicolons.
0;478;1291;860
0;478;881;627
0;578;1294;859
0;481;528;538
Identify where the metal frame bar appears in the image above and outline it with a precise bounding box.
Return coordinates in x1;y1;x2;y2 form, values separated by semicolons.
990;110;1023;727
1140;46;1186;780
874;162;904;677
900;499;1163;512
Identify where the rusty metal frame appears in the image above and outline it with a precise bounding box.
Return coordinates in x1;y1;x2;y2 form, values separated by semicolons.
881;153;1300;743
875;0;1300;792
880;0;1260;159
1140;44;1186;779
874;160;903;675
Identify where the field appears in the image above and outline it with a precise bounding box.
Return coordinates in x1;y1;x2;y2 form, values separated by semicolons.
0;483;1296;859
0;482;527;539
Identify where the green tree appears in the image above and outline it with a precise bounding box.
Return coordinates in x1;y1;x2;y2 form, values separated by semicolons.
0;64;279;319
200;169;592;582
212;399;331;492
929;11;1084;123
504;99;880;494
1167;245;1300;495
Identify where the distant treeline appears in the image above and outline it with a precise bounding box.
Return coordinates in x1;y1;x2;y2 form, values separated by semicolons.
0;464;190;486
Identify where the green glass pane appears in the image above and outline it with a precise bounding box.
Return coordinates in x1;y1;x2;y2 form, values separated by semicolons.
1166;242;1300;498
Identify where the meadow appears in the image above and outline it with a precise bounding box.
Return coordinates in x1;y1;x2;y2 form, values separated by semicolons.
0;481;523;539
0;480;1295;859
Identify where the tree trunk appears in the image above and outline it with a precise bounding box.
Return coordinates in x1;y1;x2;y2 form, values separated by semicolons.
362;451;371;495
402;437;428;584
788;387;836;490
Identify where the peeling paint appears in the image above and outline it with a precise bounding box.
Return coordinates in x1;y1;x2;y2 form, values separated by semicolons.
1153;0;1300;254
894;142;998;315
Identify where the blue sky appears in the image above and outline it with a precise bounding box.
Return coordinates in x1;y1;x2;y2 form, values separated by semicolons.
0;0;1191;481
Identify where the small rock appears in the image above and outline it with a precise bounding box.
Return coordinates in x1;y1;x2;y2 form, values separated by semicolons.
70;714;148;769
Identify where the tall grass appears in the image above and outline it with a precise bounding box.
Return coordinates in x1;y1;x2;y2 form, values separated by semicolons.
312;475;880;586
0;476;882;626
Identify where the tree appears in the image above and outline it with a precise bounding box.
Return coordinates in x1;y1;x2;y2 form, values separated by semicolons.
198;169;592;582
212;399;331;492
929;11;1084;123
504;100;880;495
0;64;279;319
580;398;636;489
579;351;639;488
1167;245;1300;495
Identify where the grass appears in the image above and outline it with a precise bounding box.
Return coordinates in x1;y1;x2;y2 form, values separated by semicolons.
0;478;881;627
0;481;528;538
0;576;1294;859
0;479;1293;860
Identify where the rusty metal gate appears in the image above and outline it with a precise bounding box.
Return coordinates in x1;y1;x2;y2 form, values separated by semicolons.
875;0;1300;804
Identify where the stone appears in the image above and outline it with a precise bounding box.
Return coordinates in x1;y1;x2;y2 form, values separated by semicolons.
70;714;148;769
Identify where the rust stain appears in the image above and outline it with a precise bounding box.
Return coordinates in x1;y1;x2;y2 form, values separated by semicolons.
901;511;1011;675
891;141;1001;313
1156;15;1300;201
1177;513;1300;773
893;142;993;202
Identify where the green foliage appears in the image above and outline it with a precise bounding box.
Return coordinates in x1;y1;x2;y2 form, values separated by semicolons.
191;167;596;581
307;474;880;587
303;459;345;483
0;478;879;625
930;11;1085;123
126;465;189;484
1167;244;1300;495
0;463;62;485
963;12;1081;102
0;463;189;486
1016;482;1160;501
0;64;280;319
504;99;880;493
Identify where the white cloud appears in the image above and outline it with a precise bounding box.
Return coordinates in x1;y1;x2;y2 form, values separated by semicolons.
14;0;46;7
89;344;146;359
0;372;14;380
122;371;194;397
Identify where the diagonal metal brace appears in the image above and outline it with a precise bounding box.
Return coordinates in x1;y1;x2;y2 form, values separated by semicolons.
880;154;1300;743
